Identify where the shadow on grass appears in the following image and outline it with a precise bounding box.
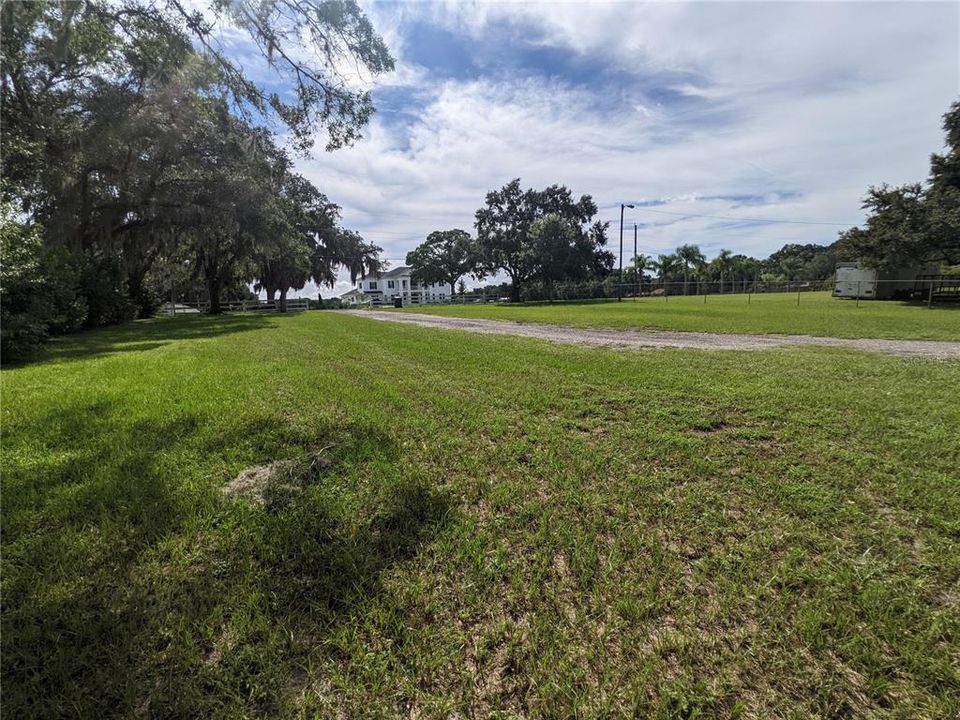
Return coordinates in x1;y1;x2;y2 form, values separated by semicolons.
2;404;451;718
890;298;960;310
12;313;276;367
2;407;199;719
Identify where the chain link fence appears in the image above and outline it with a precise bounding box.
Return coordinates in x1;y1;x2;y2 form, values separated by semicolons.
436;276;960;307
158;275;960;314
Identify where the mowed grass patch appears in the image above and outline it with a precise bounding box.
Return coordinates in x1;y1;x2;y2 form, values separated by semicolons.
2;311;959;718
387;291;960;341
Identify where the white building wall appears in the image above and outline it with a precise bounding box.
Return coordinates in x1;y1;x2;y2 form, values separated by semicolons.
355;270;450;305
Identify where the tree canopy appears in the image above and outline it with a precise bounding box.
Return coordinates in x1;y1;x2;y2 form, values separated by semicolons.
405;229;479;296
1;0;392;360
839;100;960;268
474;179;612;301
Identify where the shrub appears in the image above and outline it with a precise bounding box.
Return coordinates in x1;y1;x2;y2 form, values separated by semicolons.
42;248;88;333
129;281;162;319
77;255;137;328
0;217;85;362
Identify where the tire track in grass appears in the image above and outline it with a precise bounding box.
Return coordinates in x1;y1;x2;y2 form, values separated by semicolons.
344;311;960;360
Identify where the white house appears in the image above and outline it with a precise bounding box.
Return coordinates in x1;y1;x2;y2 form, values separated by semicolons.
338;288;368;306
339;266;450;306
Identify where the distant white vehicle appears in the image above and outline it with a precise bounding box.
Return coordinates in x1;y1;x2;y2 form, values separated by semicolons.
833;262;935;300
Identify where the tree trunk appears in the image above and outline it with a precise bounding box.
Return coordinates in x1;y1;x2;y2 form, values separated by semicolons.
126;267;149;317
450;280;457;301
510;281;521;303
279;289;288;312
266;288;277;302
206;276;222;314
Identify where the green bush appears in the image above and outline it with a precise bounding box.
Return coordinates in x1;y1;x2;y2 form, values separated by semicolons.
519;279;615;302
1;217;85;362
128;277;162;319
77;255;137;328
314;297;343;309
42;247;88;333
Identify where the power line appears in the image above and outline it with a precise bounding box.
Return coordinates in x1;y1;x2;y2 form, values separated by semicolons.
355;207;859;231
628;206;858;227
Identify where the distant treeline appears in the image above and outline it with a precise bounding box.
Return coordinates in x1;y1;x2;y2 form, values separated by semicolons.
461;240;844;303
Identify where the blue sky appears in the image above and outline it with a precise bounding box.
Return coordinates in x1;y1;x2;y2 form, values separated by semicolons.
280;1;960;296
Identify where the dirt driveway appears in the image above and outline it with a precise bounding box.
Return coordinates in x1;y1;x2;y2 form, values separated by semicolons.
343;310;960;360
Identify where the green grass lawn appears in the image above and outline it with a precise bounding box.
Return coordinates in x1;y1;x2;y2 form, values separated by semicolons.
3;312;959;718
387;291;960;341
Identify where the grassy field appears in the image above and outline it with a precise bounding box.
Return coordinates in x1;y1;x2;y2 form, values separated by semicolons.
3;312;959;718
386;292;960;341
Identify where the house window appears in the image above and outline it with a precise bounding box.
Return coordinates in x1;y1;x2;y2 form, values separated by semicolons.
402;279;408;289
387;280;395;289
368;281;378;290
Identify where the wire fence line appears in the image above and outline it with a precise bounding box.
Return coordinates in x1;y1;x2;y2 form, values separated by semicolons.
445;277;959;307
160;276;960;315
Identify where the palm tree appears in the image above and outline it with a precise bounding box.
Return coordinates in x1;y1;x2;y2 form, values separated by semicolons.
627;253;654;295
731;255;761;292
711;249;734;294
676;244;706;295
629;253;653;273
652;253;681;291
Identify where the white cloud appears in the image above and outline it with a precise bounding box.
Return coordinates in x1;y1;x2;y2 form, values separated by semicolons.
287;1;958;296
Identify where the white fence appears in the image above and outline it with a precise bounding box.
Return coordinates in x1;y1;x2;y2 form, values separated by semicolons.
162;298;310;315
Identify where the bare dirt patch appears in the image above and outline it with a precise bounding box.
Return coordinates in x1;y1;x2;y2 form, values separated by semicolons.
690;419;731;436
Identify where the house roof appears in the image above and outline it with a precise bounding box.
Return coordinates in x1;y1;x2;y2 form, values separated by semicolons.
358;266;412;281
379;266;413;279
339;288;364;298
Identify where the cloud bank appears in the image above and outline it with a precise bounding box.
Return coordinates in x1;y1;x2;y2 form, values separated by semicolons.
288;1;958;296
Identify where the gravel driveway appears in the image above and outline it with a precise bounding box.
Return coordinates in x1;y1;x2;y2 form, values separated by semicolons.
344;310;960;360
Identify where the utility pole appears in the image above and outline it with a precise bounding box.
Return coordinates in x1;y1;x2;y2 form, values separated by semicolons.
619;202;634;301
634;223;639;298
168;235;175;316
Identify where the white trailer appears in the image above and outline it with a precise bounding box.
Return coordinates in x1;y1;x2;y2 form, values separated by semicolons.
833;262;935;300
834;263;877;299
